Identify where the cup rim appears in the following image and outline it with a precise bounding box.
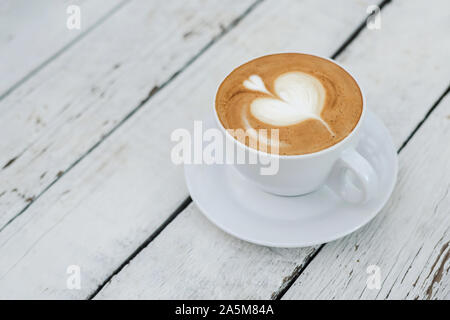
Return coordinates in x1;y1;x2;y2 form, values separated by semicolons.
213;52;366;159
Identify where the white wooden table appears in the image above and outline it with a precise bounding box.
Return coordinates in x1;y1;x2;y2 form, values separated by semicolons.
0;0;449;300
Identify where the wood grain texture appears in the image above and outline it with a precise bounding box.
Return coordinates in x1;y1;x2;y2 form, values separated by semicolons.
0;0;124;97
283;94;450;300
0;0;255;228
96;0;450;299
0;0;374;299
98;204;318;299
335;0;450;148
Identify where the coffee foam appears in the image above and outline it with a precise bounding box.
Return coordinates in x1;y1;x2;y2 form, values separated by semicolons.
243;73;332;133
216;53;363;155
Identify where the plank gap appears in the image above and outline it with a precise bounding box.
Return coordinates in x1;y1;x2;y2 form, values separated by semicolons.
272;244;325;299
0;0;131;102
398;83;450;153
87;196;192;300
331;0;392;59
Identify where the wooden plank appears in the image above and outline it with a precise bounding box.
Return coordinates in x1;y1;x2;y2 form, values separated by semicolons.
100;204;318;299
95;0;450;299
0;0;256;228
283;93;450;300
333;0;450;148
0;0;124;97
0;0;375;299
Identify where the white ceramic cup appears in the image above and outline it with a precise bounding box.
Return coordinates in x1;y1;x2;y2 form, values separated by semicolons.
214;55;378;203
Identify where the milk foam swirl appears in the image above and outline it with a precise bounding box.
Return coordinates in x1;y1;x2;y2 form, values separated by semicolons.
215;53;363;155
243;73;333;135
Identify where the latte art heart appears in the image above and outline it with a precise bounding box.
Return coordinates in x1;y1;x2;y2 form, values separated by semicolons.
215;53;363;155
243;73;333;135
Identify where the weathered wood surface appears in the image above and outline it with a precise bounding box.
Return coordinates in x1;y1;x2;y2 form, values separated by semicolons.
100;204;318;299
283;94;450;300
335;0;450;148
0;0;124;97
0;0;376;299
0;0;255;228
95;0;450;299
1;0;449;300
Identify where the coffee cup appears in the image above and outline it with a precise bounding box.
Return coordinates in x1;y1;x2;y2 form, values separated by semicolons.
214;53;378;203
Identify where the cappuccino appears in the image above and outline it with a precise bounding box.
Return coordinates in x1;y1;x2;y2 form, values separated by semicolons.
215;53;363;155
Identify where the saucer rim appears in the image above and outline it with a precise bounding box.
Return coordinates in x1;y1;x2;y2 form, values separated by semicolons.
184;110;398;247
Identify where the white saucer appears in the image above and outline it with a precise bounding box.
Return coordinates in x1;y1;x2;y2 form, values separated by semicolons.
184;110;398;247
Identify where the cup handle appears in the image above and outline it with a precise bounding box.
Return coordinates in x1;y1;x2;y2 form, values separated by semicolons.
326;148;378;203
